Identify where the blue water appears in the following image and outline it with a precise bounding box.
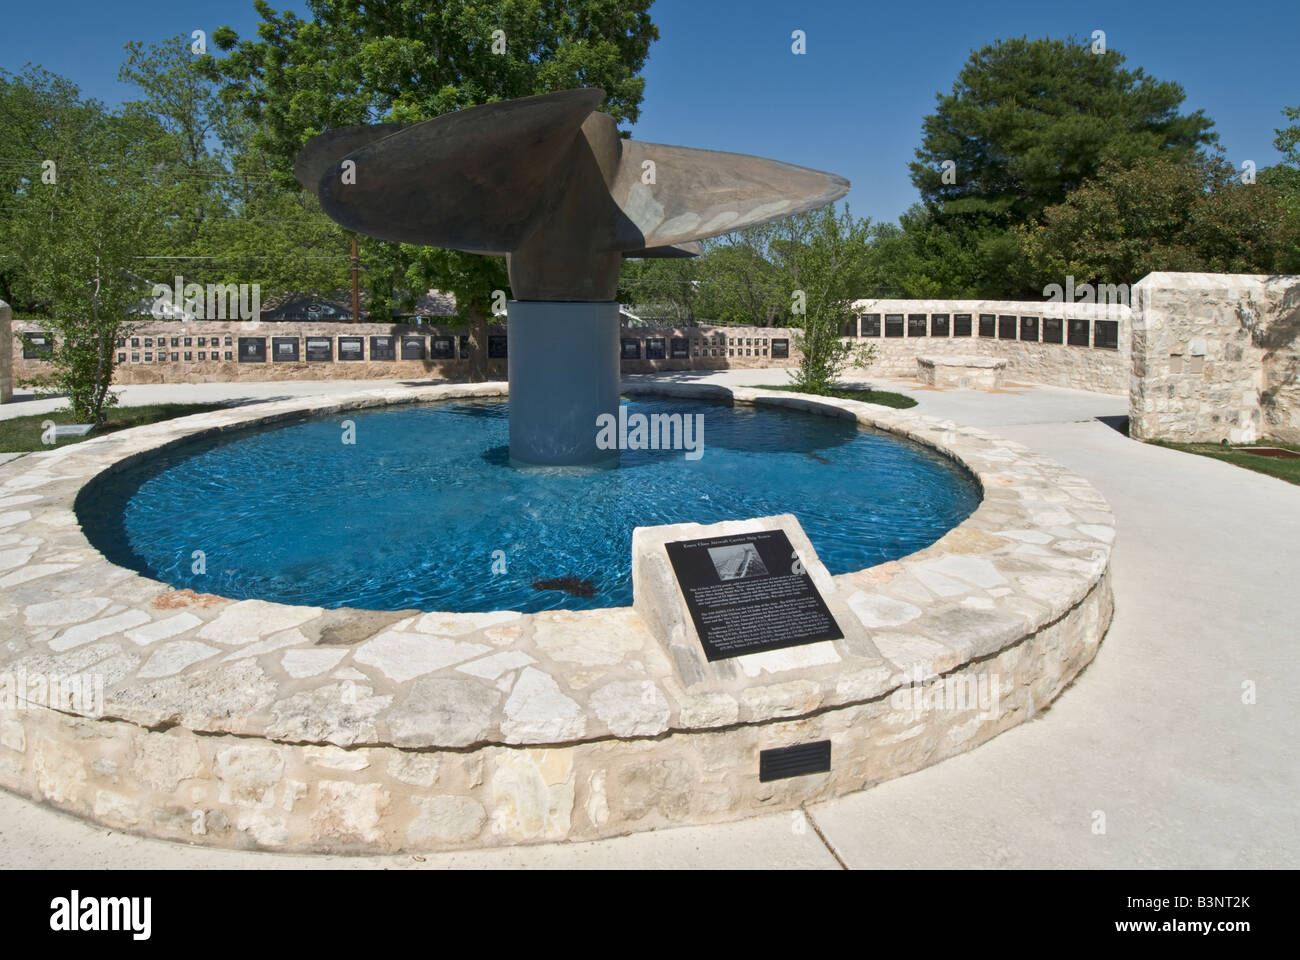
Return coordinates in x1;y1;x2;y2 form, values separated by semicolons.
77;397;980;612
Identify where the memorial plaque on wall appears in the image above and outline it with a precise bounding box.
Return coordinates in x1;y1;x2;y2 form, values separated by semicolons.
238;337;266;362
998;315;1017;339
401;335;426;360
670;337;689;359
884;314;904;337
1042;317;1063;343
1020;316;1039;341
930;313;950;337
22;332;54;359
665;529;843;662
1068;318;1090;346
771;338;790;359
862;313;881;337
430;336;455;359
621;338;641;360
908;313;928;337
953;313;973;337
978;314;996;337
339;336;364;360
645;337;666;360
305;337;333;361
272;336;300;362
488;334;508;358
1094;320;1119;349
370;336;396;360
840;316;859;337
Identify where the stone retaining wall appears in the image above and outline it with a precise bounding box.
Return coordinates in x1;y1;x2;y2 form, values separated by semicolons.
850;298;1131;395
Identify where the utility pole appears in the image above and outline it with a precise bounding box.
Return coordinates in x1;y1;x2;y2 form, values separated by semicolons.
351;234;360;323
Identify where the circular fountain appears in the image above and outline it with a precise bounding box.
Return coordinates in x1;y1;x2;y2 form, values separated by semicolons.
0;91;1114;853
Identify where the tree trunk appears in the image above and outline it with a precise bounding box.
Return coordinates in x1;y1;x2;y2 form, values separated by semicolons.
468;305;489;382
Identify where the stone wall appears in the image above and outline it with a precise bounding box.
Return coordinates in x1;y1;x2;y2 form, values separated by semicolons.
10;309;1125;392
10;320;509;386
850;298;1131;395
1130;273;1300;444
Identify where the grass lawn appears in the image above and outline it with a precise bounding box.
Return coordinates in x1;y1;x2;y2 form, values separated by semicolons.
746;383;918;409
1150;437;1300;486
0;403;230;453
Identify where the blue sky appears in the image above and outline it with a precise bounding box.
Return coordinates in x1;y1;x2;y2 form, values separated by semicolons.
3;0;1297;224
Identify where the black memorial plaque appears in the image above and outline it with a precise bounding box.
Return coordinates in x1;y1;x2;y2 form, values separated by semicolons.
401;335;426;360
907;313;928;337
930;313;950;337
664;529;843;662
953;313;972;337
238;337;266;362
339;336;364;360
1020;316;1039;341
840;316;858;337
884;314;904;338
978;314;996;338
430;335;455;359
272;337;300;362
1042;317;1063;343
670;337;689;359
645;337;666;360
771;338;790;358
620;337;641;360
998;314;1017;339
488;334;508;358
305;337;333;362
862;313;881;337
370;336;396;360
1094;319;1119;349
22;332;54;359
1068;318;1090;346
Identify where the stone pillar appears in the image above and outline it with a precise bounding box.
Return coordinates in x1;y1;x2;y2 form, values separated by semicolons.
0;299;12;404
506;300;620;466
1129;273;1300;444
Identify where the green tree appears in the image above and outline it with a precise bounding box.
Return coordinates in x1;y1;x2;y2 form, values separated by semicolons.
1275;104;1300;167
1019;151;1300;286
212;0;658;377
910;36;1216;226
3;69;165;422
684;207;873;392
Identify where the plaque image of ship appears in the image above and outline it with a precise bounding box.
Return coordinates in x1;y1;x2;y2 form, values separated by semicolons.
708;543;770;581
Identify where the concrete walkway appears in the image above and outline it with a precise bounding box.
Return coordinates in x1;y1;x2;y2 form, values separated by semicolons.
1;374;1294;868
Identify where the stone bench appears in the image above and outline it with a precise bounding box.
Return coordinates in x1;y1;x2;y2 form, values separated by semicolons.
917;355;1007;390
